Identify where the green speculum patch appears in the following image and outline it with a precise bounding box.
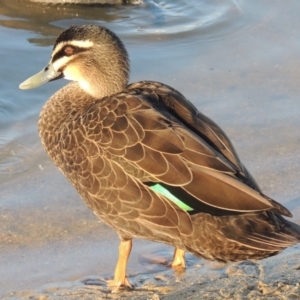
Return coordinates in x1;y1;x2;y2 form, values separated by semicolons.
149;183;194;212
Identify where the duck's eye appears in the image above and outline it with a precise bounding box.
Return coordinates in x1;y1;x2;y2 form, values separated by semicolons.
64;46;74;56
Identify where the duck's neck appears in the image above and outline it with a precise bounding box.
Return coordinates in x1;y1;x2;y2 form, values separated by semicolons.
78;45;130;99
78;71;127;99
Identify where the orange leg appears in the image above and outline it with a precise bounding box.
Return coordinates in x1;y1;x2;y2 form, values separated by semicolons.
171;247;186;277
171;247;186;268
108;238;133;292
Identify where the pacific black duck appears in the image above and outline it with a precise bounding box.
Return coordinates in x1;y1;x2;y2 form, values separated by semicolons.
20;25;300;290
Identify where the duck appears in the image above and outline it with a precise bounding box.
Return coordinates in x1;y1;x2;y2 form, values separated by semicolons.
20;24;300;291
28;0;141;4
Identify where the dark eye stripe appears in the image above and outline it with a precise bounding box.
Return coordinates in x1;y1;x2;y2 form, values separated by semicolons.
52;46;86;63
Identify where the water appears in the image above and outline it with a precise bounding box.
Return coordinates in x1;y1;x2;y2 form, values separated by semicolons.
1;0;300;297
0;0;247;181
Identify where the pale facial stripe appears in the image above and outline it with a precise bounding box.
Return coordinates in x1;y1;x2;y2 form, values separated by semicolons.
52;40;94;59
52;56;72;73
51;40;94;72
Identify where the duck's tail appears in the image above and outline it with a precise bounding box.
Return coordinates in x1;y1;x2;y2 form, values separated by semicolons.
183;212;300;263
277;214;300;240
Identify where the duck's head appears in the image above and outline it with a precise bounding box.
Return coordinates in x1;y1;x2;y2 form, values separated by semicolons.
19;25;130;99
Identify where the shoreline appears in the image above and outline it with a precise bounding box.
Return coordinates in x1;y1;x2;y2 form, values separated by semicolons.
3;245;300;299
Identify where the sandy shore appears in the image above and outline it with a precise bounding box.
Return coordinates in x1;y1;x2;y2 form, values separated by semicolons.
4;243;300;299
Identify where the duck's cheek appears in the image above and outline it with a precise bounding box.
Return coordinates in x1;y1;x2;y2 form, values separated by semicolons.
63;64;83;82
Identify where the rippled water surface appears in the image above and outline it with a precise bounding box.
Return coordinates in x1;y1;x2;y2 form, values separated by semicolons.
1;0;300;297
1;0;250;179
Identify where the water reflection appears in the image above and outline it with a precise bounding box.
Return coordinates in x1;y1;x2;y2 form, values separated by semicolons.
28;0;142;4
0;0;245;46
0;0;131;46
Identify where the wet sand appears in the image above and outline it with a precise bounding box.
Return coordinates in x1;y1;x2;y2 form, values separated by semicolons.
6;249;300;299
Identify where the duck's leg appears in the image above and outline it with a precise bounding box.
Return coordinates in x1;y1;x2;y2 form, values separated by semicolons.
170;247;186;276
171;247;185;268
108;238;133;292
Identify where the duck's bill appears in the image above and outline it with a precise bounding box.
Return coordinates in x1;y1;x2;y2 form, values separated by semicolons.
19;62;63;90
